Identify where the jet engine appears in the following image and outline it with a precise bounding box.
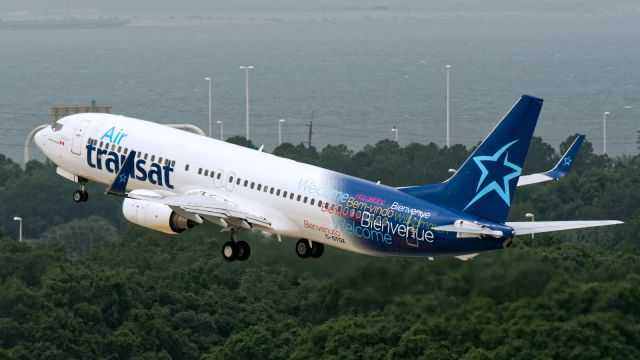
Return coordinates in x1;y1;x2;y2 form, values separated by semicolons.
123;198;197;234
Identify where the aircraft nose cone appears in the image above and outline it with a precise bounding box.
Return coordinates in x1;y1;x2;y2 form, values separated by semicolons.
34;125;50;151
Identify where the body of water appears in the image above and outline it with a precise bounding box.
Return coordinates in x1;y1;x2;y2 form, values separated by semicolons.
1;12;638;163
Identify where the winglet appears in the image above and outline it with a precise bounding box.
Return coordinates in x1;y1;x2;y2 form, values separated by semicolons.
106;150;137;196
517;134;585;186
544;134;585;179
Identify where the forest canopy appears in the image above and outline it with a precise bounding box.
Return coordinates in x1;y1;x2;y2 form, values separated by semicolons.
0;135;639;359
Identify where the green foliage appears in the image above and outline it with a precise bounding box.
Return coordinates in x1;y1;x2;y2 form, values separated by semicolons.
0;134;639;358
39;215;119;256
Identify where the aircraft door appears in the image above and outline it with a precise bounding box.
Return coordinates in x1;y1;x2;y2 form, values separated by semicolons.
71;120;91;155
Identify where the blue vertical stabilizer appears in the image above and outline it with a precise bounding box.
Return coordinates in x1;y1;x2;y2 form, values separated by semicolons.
400;95;543;223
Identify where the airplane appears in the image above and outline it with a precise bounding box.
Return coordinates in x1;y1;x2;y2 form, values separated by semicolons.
34;95;622;261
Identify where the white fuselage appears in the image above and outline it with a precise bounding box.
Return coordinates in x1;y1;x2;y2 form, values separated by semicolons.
35;113;505;257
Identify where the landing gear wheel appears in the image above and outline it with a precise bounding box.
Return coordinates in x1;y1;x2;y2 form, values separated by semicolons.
236;241;251;261
82;191;89;202
73;190;84;203
310;243;324;258
296;239;311;259
221;241;238;262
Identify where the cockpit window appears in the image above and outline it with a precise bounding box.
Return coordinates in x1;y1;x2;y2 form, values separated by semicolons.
51;122;63;132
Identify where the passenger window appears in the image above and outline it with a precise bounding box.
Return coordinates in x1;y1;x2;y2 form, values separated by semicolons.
229;176;234;183
356;211;362;219
257;184;262;191
350;209;355;217
303;196;308;203
124;148;128;154
87;138;92;145
264;186;268;193
198;168;202;175
337;205;342;213
270;188;275;194
93;139;97;146
296;195;301;201
283;191;288;197
144;153;148;160
318;200;323;208
116;145;121;152
276;189;281;196
217;173;222;180
210;171;214;178
137;152;141;159
151;155;155;162
99;141;104;147
250;182;255;189
172;160;176;167
382;218;389;225
310;198;315;205
244;180;249;187
185;164;190;171
204;169;209;176
290;193;294;200
111;144;116;151
158;157;163;163
236;178;241;185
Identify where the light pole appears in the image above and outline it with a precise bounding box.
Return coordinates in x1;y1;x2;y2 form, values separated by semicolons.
446;64;451;147
204;77;212;137
13;216;22;242
278;119;285;145
216;121;224;141
603;111;610;154
391;126;399;142
525;213;535;239
239;65;254;140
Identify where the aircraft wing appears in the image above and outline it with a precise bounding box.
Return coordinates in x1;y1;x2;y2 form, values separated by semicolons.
106;150;272;230
517;135;584;186
128;190;272;230
507;220;623;235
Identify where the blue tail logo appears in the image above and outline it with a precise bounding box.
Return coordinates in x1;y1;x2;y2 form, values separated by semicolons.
398;95;543;223
464;140;522;210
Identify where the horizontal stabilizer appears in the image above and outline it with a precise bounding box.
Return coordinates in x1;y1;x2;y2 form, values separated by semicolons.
507;220;623;235
433;220;504;238
517;135;584;186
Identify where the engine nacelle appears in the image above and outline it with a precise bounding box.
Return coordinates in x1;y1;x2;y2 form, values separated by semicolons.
123;198;197;234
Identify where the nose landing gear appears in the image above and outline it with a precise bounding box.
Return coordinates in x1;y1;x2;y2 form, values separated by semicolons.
72;181;89;203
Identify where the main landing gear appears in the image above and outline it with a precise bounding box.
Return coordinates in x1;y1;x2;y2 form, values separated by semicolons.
295;239;324;259
72;180;89;203
221;229;250;262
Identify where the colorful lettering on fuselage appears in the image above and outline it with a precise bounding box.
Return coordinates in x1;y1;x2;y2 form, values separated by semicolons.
85;143;174;189
100;127;128;145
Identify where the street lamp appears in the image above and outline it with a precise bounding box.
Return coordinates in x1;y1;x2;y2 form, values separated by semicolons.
239;65;254;140
446;64;451;147
216;121;224;141
204;77;212;137
391;126;398;142
13;216;22;242
278;119;285;145
603;111;610;154
525;213;535;239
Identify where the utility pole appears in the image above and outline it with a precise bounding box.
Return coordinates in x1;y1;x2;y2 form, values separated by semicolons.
306;121;313;149
446;64;451;147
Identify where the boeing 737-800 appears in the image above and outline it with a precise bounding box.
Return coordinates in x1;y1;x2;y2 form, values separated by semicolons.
34;95;621;261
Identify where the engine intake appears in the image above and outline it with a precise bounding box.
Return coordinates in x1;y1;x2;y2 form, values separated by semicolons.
123;198;197;234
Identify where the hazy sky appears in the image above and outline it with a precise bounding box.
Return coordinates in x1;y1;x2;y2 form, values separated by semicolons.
1;0;637;18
